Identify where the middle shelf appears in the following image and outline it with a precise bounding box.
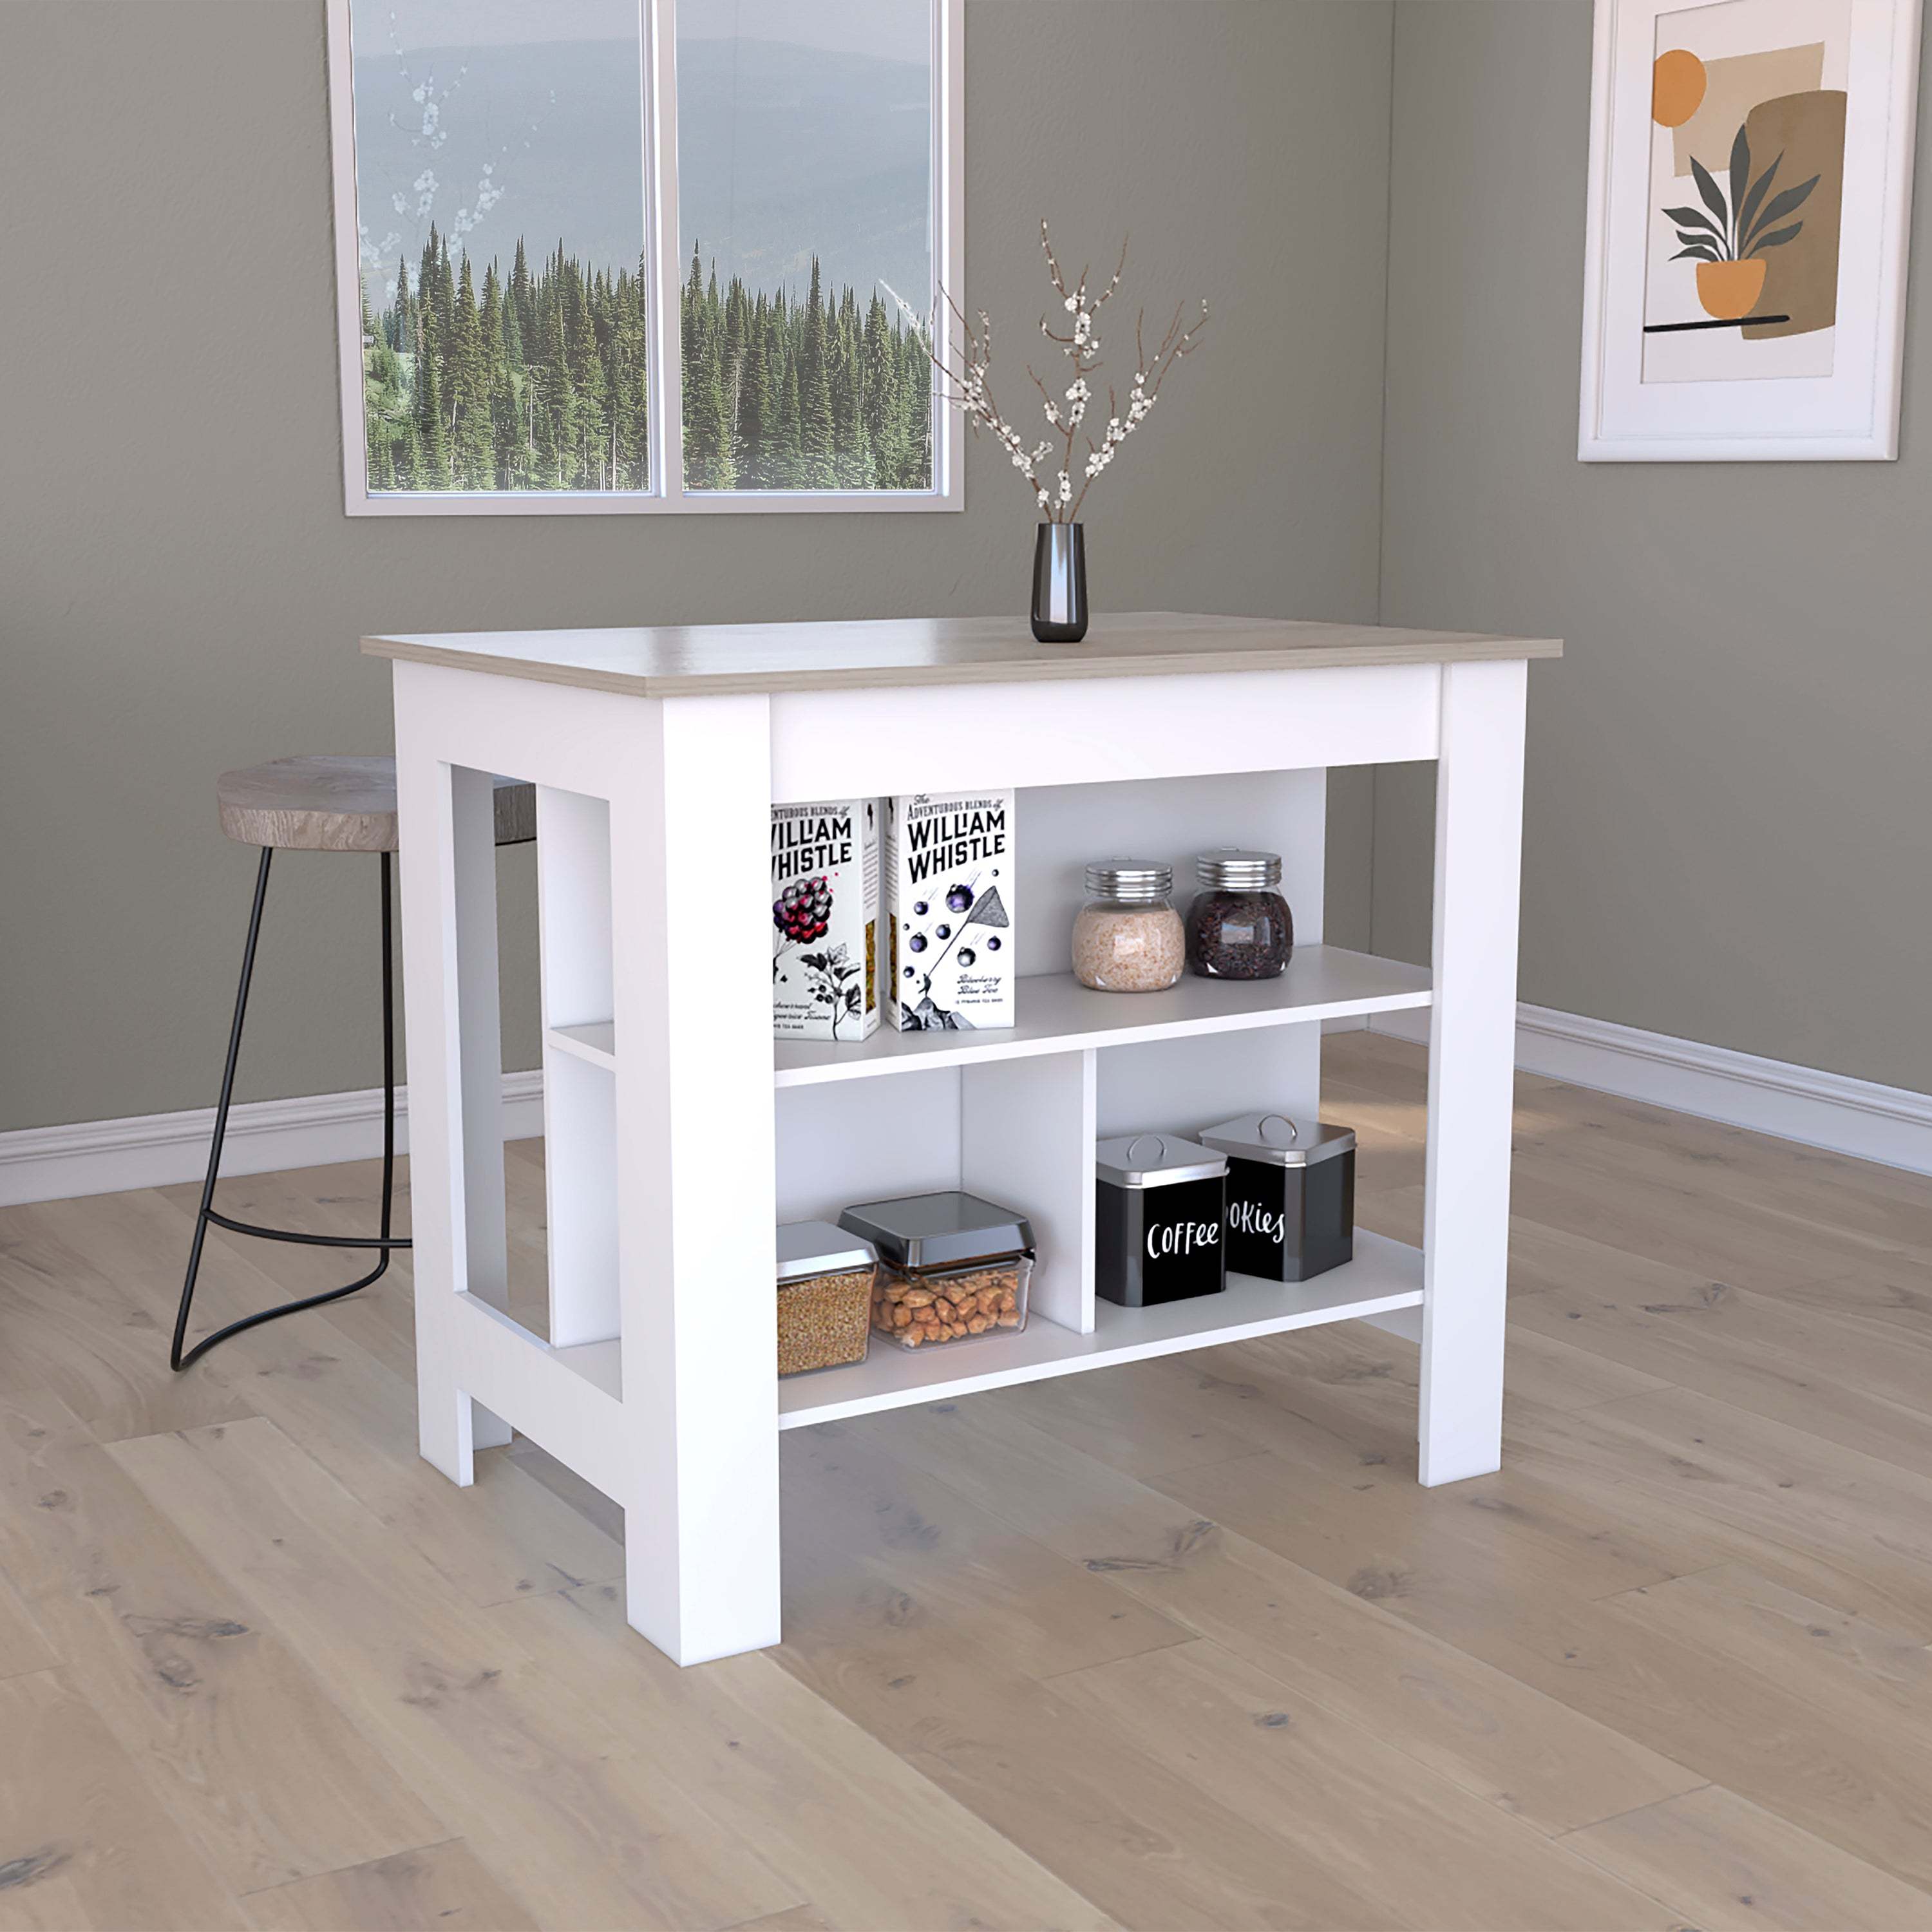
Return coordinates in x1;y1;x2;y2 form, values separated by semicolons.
547;944;1431;1086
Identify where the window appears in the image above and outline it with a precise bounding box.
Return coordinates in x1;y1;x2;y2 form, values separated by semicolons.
327;0;960;515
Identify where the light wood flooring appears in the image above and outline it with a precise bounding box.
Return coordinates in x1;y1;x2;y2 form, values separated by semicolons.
5;1032;1932;1931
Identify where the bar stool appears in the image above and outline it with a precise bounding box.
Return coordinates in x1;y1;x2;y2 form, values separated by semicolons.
171;755;535;1371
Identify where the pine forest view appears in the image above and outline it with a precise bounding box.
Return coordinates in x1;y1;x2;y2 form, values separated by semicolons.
350;0;936;495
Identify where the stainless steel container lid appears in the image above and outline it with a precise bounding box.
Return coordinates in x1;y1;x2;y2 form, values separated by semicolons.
1195;848;1283;891
837;1191;1035;1269
1198;1113;1356;1169
775;1219;877;1283
1095;1132;1228;1189
1084;858;1173;902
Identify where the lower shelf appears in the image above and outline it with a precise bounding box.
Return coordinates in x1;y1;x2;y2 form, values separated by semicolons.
777;1230;1423;1430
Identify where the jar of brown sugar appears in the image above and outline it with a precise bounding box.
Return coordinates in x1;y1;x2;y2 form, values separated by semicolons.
1072;860;1186;992
1186;849;1293;980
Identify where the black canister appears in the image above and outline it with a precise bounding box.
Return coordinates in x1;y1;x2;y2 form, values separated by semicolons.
1198;1114;1356;1283
1095;1133;1227;1307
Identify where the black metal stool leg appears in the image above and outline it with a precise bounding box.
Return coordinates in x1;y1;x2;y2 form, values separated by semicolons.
171;849;410;1372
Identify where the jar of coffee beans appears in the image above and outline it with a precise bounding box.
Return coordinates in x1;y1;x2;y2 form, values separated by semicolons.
1186;849;1293;980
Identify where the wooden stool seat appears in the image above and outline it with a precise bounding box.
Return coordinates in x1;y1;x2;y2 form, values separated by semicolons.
216;755;534;851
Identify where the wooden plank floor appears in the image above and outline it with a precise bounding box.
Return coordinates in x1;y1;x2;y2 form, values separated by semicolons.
5;1030;1932;1930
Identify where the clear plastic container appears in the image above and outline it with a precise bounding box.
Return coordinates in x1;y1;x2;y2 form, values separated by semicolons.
872;1252;1033;1349
775;1220;877;1377
1071;860;1186;993
838;1191;1036;1352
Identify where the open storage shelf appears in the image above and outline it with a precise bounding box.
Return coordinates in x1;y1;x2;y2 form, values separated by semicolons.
778;1231;1423;1428
546;945;1432;1085
531;769;1435;1480
776;944;1429;1084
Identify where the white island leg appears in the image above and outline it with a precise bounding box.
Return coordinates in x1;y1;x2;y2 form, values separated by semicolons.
1418;659;1528;1486
609;694;781;1664
396;751;513;1483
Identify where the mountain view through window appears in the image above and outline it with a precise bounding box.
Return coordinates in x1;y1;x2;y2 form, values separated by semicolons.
349;0;651;493
676;0;935;492
345;0;938;499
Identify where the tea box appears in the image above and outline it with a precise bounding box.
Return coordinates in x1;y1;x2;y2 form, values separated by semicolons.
770;799;880;1041
883;791;1017;1030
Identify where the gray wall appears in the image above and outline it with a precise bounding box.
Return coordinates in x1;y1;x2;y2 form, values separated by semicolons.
1373;0;1932;1092
0;0;1392;1134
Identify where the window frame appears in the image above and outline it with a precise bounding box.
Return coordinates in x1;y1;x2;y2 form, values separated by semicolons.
325;0;963;516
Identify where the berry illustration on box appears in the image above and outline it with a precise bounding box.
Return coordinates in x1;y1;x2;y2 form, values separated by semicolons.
885;791;1017;1031
771;802;880;1042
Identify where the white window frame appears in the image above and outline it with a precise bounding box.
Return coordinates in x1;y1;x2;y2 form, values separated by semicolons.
325;0;963;515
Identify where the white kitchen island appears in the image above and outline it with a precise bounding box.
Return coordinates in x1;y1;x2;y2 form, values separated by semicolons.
364;611;1560;1666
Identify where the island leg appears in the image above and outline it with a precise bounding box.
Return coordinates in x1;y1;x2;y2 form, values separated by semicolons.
395;752;513;1483
1418;658;1528;1485
610;693;781;1663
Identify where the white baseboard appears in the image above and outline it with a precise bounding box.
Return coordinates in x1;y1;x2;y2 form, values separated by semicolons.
0;1071;545;1209
1369;1002;1932;1177
12;997;1931;1208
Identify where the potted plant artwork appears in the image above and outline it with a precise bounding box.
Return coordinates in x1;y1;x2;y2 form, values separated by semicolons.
1664;124;1819;321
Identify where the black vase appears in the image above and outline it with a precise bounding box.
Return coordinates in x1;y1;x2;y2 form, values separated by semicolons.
1030;522;1088;643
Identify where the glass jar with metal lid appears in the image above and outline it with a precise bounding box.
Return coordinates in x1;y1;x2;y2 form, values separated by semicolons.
1072;860;1186;993
1094;1132;1227;1307
1198;1113;1355;1282
838;1190;1034;1350
1185;848;1293;981
775;1220;878;1376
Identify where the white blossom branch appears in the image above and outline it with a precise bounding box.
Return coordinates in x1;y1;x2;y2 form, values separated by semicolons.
918;220;1208;523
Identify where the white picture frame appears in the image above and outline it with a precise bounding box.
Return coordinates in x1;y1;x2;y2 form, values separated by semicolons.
325;0;964;515
1580;0;1921;460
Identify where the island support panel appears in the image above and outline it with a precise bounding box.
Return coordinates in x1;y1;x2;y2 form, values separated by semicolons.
391;651;1530;1666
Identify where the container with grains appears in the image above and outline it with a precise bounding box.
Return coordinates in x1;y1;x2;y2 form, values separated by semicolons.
1071;860;1186;992
838;1190;1036;1350
775;1220;878;1376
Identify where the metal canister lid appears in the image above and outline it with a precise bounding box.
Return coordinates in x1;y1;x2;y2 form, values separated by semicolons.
837;1191;1036;1269
1095;1132;1228;1189
1198;1113;1356;1168
1084;858;1173;902
1195;848;1283;891
776;1219;877;1283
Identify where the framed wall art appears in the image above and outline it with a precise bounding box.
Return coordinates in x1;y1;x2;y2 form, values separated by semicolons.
1580;0;1922;459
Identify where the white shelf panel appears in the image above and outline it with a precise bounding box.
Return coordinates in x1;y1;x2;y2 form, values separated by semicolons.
547;1021;616;1070
773;946;1432;1088
777;1231;1424;1430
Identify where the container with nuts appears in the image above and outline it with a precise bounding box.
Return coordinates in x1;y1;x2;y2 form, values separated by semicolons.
837;1190;1035;1351
775;1220;878;1377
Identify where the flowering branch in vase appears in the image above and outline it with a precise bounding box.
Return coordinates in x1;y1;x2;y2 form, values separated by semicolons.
901;221;1208;524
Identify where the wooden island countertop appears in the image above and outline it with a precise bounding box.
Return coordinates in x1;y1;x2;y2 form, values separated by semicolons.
363;610;1562;699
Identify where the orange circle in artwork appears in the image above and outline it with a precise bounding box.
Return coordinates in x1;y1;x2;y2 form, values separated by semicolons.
1652;49;1707;127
